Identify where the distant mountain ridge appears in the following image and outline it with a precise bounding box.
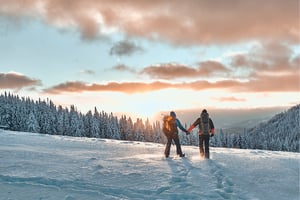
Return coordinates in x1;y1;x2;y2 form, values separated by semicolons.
245;104;299;151
209;104;299;152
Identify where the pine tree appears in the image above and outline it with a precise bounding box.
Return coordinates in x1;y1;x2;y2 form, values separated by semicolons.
26;111;40;133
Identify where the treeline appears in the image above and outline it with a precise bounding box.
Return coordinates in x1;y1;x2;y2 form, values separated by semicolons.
241;104;299;152
0;92;165;143
0;92;298;152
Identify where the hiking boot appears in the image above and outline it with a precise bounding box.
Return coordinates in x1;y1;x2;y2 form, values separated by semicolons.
179;153;185;157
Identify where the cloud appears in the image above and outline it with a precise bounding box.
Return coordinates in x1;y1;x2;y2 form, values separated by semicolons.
230;41;299;77
291;55;300;68
0;72;42;89
229;42;300;83
109;40;143;57
0;0;298;44
111;64;136;73
213;96;246;102
43;71;299;94
79;70;95;75
140;41;297;81
197;61;230;76
140;61;229;80
43;81;172;94
140;63;197;80
244;73;299;92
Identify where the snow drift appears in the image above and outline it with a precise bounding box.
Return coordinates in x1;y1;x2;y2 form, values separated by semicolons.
0;130;299;200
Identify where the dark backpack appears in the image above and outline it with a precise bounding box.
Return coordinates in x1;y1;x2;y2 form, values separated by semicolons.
162;115;177;137
200;112;210;135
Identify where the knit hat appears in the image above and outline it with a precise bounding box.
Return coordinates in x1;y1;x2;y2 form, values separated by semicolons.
170;111;176;117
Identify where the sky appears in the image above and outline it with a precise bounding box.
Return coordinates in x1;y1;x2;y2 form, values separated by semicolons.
0;0;299;121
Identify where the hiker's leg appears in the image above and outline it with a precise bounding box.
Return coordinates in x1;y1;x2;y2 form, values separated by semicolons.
173;135;183;156
164;137;172;157
199;135;204;158
204;135;210;159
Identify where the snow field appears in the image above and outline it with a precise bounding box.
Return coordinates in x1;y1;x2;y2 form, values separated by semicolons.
0;130;299;200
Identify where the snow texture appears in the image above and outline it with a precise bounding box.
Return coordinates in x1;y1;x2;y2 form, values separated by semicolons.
0;130;299;200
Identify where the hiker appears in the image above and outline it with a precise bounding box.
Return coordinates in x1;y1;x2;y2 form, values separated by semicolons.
187;109;215;159
163;111;187;158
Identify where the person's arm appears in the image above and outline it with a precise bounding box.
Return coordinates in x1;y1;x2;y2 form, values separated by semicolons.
175;119;187;132
187;118;200;134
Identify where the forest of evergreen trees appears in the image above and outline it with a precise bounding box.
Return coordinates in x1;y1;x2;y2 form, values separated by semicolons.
209;104;299;152
0;92;166;143
0;92;299;152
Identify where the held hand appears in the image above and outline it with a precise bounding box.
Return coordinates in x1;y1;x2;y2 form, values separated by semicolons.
210;133;214;137
186;130;190;135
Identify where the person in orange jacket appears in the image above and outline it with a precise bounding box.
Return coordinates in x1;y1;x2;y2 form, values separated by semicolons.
187;109;215;159
164;111;187;158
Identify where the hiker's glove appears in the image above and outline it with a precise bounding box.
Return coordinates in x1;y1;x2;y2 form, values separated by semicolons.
186;131;190;135
210;133;214;137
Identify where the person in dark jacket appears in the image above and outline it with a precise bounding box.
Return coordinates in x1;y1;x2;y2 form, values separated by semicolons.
164;111;187;158
187;109;215;159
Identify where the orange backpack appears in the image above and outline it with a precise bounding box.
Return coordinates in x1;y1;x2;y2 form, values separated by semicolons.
162;115;177;137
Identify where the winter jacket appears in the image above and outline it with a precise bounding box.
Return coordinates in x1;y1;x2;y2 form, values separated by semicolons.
187;118;215;136
175;118;187;133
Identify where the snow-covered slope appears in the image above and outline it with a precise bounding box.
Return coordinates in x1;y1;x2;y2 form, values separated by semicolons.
0;130;299;200
245;104;299;152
